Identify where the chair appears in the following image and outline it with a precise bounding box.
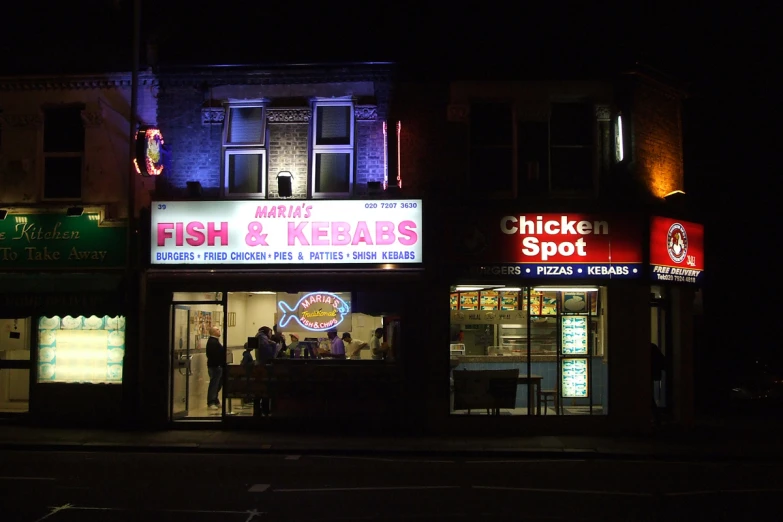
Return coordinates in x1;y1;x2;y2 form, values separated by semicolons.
541;388;559;415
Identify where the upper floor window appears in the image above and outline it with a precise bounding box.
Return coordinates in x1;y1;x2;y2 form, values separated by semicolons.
468;101;516;197
311;100;354;198
223;104;267;198
43;106;84;200
549;102;594;193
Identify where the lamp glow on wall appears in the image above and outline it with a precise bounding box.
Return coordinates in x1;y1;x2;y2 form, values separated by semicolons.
133;126;165;177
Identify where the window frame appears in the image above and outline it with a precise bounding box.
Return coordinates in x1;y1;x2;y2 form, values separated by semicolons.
311;99;355;199
547;100;598;196
222;102;268;199
41;106;85;202
467;100;518;199
223;148;268;199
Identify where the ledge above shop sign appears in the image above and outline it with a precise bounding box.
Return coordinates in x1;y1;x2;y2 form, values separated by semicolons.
134;126;169;177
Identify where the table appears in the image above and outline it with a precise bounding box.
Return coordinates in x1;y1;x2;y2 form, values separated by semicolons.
518;374;543;415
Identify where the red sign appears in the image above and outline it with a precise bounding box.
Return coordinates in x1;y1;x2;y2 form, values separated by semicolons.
650;216;704;284
448;213;643;279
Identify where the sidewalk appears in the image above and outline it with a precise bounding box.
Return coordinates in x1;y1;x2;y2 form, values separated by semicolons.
1;416;781;461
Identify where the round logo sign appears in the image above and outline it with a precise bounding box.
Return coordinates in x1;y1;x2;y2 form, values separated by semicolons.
666;223;688;264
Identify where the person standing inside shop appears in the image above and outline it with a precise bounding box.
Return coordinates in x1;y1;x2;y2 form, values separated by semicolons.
369;327;392;360
342;332;368;360
326;328;346;359
255;326;276;416
206;326;226;410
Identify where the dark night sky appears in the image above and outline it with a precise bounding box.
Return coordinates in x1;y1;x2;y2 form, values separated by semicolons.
1;1;778;360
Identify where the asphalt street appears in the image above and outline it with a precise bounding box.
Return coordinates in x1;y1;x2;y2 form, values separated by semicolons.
1;450;781;522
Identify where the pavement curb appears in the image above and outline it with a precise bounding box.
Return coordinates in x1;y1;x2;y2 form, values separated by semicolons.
2;440;780;462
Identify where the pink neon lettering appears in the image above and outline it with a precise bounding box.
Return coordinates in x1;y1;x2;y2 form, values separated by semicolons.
351;221;374;246
375;221;395;245
331;222;351;246
288;222;309;246
397;221;418;246
311;222;329;246
157;223;174;246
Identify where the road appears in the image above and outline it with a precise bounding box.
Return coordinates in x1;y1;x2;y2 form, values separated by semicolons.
0;449;780;521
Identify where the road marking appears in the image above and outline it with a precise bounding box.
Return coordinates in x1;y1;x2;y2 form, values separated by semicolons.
0;476;56;481
666;488;783;496
465;459;585;464
276;485;460;493
285;454;301;460
472;485;651;497
248;483;271;492
163;508;263;514
312;455;455;464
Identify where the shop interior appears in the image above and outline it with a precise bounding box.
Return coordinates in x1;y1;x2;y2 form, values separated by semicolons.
0;318;30;413
449;285;608;416
170;291;399;421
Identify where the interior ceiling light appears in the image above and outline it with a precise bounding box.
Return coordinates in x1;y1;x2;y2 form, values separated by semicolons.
454;286;486;291
533;287;599;292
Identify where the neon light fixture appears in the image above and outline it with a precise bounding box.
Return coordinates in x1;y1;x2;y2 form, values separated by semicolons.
134;126;165;177
615;115;624;162
396;121;402;188
277;292;351;332
382;121;389;190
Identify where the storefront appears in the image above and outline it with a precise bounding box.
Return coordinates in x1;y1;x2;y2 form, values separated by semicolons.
0;208;127;424
140;199;428;429
434;210;702;434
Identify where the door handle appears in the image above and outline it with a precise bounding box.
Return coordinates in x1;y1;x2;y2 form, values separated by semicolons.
177;353;193;376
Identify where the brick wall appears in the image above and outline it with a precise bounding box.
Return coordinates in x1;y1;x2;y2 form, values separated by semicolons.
267;121;309;198
631;80;685;199
355;119;384;194
157;86;222;197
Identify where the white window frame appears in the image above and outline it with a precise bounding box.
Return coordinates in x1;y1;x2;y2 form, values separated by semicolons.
222;102;267;198
311;99;354;198
41;107;85;202
224;148;267;199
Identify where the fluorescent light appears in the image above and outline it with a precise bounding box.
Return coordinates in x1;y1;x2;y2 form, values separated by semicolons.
250;291;276;295
498;287;522;292
454;286;485;291
664;190;686;198
533;287;598;292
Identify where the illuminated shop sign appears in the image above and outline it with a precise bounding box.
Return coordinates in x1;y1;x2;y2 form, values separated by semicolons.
150;200;423;265
134;127;166;177
448;213;643;279
278;292;350;332
650;216;704;284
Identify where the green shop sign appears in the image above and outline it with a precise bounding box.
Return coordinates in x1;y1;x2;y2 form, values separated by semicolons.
0;212;126;268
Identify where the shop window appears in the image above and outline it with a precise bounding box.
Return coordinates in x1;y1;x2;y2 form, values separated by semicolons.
449;285;607;416
37;315;125;384
43;105;84;200
0;317;31;413
311;100;354;198
549;102;595;193
223;104;267;198
468;101;515;197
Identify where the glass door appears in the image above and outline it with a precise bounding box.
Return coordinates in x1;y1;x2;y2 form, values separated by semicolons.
170;301;225;420
0;317;31;414
170;305;191;419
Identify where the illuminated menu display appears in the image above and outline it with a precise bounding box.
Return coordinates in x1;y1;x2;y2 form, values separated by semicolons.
562;358;588;398
561;316;588;355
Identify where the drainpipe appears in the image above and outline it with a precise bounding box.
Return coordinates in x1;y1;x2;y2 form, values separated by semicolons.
126;0;141;424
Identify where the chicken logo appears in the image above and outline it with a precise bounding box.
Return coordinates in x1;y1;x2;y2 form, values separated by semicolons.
666;223;688;264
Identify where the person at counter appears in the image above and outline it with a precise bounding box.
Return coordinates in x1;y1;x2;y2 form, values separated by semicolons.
206;327;225;410
325;328;346;359
342;332;368;360
369;327;392;360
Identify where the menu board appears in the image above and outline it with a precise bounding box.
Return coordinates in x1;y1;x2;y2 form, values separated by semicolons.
500;291;519;310
527;291;557;316
450;309;526;325
37;315;125;384
459;292;479;310
561;316;588;355
562;358;588;398
480;291;499;310
450;293;459;310
562;292;588;313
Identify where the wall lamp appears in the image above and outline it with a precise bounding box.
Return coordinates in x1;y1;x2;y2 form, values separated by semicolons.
66;206;84;217
277;171;293;198
0;210;7;220
186;181;203;198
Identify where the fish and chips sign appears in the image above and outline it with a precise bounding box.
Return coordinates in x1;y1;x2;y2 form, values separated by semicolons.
277;292;351;332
